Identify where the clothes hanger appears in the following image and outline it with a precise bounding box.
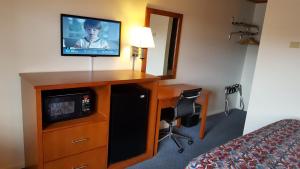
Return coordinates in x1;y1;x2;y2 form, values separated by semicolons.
238;37;259;45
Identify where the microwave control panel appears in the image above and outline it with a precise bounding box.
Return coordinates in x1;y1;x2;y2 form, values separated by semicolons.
82;95;92;112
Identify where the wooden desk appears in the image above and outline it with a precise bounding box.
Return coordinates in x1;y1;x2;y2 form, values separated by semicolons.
154;84;209;155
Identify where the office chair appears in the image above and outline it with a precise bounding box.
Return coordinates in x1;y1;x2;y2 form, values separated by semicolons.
224;84;244;116
159;88;202;153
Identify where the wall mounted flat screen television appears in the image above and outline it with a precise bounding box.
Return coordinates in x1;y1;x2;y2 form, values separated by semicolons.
61;14;121;57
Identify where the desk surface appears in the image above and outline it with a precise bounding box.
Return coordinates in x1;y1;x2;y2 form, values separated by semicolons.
158;84;209;101
158;84;200;99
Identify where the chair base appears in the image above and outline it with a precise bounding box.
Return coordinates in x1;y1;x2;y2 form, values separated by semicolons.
159;122;193;153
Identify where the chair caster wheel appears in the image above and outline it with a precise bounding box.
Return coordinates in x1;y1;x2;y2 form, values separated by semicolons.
188;140;193;145
178;148;184;153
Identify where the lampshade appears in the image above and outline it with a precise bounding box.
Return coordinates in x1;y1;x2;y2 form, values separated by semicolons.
130;27;155;48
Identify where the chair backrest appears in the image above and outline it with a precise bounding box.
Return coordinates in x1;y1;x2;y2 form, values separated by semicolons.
175;88;202;118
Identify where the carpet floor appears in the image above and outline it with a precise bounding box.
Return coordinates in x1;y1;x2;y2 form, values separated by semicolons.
128;109;247;169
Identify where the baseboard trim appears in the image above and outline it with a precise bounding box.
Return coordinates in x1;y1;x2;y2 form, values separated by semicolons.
206;109;224;116
206;108;245;117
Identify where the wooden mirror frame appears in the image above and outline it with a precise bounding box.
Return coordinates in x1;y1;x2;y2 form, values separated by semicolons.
141;7;183;80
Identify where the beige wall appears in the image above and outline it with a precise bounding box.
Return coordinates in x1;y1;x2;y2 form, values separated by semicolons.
149;0;252;114
0;0;146;168
239;4;266;110
14;0;147;72
244;0;300;134
0;1;24;169
1;0;251;168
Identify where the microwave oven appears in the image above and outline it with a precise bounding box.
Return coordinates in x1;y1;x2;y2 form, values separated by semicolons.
42;88;95;123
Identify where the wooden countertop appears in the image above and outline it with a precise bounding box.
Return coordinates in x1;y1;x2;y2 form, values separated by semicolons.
20;70;159;89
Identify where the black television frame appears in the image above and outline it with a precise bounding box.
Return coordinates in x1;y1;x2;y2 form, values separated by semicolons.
61;14;121;57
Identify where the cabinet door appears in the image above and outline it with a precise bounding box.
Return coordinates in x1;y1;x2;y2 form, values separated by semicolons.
109;85;149;164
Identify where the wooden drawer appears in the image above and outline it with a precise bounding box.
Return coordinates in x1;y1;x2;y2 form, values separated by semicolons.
43;122;108;162
44;148;107;169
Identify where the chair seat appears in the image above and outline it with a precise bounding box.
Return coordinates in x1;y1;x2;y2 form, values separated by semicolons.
161;107;175;123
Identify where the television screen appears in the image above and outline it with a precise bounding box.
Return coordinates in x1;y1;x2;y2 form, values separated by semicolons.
61;14;121;56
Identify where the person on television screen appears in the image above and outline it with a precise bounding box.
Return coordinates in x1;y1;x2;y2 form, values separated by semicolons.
75;19;109;49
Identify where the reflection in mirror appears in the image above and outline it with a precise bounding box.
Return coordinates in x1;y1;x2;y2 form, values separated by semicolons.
142;7;183;80
147;14;177;76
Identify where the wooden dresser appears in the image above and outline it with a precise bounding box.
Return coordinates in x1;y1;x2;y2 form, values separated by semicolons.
20;70;159;169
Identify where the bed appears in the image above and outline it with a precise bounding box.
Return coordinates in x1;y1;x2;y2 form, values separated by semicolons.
186;119;300;169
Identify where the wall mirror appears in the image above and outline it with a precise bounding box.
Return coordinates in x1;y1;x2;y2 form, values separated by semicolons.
141;7;183;80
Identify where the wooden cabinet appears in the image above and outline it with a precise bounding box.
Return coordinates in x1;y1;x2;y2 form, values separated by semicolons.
20;70;159;169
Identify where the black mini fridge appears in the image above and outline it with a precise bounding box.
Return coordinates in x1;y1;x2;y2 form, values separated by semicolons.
108;84;150;165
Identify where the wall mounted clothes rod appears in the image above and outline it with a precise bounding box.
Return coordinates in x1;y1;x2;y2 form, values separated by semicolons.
231;17;259;31
228;31;258;40
229;17;260;45
232;21;259;30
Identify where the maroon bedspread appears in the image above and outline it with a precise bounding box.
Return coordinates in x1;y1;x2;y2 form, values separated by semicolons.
186;119;300;169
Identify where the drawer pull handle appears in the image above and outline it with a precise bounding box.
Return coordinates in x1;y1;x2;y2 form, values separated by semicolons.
72;164;88;169
72;138;89;144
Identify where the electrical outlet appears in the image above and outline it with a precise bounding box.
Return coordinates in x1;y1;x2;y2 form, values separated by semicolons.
289;41;300;48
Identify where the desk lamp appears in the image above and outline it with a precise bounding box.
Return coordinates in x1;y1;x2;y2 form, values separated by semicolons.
130;27;155;70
